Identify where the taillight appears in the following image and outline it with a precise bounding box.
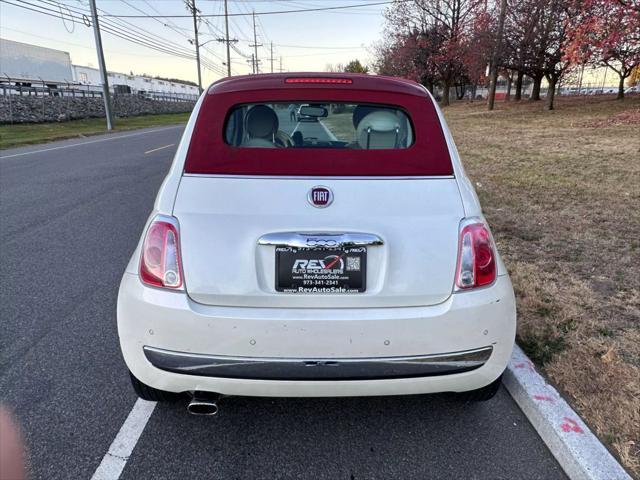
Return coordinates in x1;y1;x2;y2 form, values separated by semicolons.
139;216;183;289
455;221;496;290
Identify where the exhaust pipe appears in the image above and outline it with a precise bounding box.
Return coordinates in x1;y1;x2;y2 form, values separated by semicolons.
187;392;220;416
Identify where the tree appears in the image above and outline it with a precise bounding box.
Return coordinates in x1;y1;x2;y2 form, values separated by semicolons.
565;0;640;98
488;0;509;110
344;59;369;74
326;60;370;74
500;0;542;100
373;26;446;92
541;0;573;110
379;0;487;105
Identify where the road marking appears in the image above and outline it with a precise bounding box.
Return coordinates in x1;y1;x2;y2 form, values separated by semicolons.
90;399;156;480
0;125;182;159
289;121;301;136
144;143;175;155
319;120;338;142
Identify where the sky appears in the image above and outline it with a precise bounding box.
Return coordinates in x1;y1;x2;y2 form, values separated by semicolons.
0;0;388;86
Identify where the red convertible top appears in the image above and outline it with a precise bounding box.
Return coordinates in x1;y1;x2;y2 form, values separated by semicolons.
207;73;430;98
185;73;453;177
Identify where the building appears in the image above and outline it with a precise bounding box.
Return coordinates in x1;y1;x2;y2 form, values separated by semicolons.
1;38;198;97
0;38;73;84
72;65;199;96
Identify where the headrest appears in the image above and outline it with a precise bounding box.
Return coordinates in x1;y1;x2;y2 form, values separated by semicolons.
246;105;279;139
356;111;403;149
352;105;378;128
292;131;304;146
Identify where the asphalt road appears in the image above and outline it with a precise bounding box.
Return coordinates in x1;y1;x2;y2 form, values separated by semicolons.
0;126;567;480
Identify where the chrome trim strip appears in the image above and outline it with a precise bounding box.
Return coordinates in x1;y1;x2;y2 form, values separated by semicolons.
181;174;456;180
143;346;493;381
257;232;383;249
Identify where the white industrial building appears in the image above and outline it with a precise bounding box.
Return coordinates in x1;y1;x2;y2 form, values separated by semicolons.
72;65;199;96
1;38;198;97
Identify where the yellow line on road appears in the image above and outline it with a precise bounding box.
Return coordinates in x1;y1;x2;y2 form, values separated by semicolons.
144;143;175;155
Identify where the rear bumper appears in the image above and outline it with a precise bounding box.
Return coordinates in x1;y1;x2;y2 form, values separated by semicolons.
117;273;516;397
143;345;493;380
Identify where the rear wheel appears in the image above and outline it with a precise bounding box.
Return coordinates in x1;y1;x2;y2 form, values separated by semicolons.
129;372;181;402
458;374;503;402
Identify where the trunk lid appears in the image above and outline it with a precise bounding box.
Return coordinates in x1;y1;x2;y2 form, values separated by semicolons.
173;176;463;308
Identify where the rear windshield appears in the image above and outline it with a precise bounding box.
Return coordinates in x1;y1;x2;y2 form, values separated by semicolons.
225;103;414;150
185;90;453;176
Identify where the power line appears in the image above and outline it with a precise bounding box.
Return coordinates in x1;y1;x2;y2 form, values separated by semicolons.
100;1;406;18
34;0;201;59
44;0;228;75
1;0;226;75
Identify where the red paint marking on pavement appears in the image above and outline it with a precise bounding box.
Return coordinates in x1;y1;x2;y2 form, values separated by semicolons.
515;360;535;372
533;394;554;403
560;417;584;434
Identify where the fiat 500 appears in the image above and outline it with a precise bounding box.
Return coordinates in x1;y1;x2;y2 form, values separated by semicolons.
117;74;516;415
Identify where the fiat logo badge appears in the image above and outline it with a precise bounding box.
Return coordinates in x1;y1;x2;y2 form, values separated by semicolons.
308;186;333;208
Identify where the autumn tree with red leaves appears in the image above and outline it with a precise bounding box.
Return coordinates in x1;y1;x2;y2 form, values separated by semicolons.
565;0;640;99
377;0;488;105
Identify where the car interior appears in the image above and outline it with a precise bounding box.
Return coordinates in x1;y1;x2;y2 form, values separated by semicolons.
224;103;413;149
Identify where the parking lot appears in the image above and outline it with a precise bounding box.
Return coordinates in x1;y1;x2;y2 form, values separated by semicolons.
0;126;568;479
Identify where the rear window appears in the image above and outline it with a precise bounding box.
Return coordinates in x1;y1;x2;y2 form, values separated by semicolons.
185;89;453;177
224;103;414;150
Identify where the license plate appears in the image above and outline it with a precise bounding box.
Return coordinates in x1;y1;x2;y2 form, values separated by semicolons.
275;246;366;293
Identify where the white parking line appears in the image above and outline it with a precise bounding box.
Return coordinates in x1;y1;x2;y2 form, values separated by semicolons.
144;143;175;155
318;120;338;142
0;125;182;159
289;121;300;136
90;399;157;480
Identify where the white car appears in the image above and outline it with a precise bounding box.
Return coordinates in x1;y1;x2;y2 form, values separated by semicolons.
117;74;516;415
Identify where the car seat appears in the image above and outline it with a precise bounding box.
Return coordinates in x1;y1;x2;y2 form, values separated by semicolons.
243;105;279;148
356;111;404;149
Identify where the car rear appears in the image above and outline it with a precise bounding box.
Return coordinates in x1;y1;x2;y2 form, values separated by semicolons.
117;74;516;399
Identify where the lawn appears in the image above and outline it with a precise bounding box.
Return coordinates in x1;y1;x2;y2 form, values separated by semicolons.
443;95;640;476
0;112;191;150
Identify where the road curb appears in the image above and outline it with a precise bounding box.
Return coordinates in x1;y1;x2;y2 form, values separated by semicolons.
503;344;631;480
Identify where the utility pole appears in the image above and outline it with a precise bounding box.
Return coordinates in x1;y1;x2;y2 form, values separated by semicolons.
487;0;508;110
250;11;262;74
189;0;202;93
270;42;274;73
279;56;284;73
216;0;238;77
222;0;232;77
88;0;113;130
247;54;255;74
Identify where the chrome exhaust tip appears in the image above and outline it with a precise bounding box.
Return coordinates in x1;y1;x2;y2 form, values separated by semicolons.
187;393;220;416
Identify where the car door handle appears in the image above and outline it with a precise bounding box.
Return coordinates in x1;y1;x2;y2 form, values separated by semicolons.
257;232;383;249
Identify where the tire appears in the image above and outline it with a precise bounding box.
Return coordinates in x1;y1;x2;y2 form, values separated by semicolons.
458;374;503;402
129;371;181;402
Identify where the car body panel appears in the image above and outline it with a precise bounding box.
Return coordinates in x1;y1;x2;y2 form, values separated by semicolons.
173;176;464;308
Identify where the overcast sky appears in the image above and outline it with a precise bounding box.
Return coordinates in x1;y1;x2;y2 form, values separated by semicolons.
0;0;387;85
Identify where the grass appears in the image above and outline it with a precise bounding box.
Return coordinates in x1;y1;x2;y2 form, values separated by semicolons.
0;112;191;150
443;95;640;476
